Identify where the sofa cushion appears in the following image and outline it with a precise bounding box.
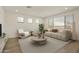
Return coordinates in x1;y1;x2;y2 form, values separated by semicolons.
51;29;58;32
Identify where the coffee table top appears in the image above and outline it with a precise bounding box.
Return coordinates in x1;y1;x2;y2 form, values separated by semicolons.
31;36;47;41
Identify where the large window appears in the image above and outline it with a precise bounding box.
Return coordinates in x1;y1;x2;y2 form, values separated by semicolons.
47;15;74;31
54;16;64;27
28;18;32;23
65;15;74;30
36;19;39;23
48;17;54;27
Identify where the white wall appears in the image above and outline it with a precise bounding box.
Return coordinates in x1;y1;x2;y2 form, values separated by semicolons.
0;7;5;33
5;12;43;38
43;8;79;40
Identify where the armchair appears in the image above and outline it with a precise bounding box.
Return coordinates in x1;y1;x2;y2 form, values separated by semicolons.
17;29;30;39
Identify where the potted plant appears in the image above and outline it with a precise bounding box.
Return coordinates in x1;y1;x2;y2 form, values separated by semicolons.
39;24;45;38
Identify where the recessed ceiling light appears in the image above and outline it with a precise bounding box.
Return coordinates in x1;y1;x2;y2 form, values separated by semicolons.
16;9;18;12
65;8;68;10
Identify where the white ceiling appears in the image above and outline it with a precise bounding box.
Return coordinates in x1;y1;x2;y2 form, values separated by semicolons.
3;6;79;17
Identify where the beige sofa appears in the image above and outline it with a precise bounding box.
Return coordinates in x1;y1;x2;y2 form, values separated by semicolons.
45;30;72;41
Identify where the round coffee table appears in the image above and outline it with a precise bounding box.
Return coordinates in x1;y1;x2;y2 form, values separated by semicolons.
31;37;47;45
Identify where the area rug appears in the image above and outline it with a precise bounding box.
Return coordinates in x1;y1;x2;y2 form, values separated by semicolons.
19;36;70;53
